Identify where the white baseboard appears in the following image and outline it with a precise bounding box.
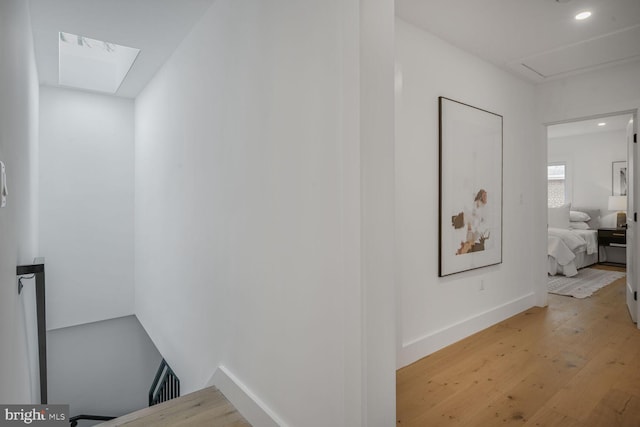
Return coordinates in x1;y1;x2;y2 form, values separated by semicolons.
398;293;536;369
206;365;285;427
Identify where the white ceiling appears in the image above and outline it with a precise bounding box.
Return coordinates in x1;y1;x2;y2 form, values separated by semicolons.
27;1;640;97
395;0;640;83
28;0;215;98
548;113;633;139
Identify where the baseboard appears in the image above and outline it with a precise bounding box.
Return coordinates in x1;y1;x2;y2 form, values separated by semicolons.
207;365;285;427
398;293;536;369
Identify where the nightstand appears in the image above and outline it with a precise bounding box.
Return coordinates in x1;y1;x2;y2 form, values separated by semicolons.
597;228;626;266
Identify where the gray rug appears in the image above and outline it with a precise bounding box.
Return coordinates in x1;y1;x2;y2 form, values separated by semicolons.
548;268;625;299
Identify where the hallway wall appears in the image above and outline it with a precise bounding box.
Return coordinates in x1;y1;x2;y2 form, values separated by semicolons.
536;61;640;125
134;0;395;425
0;0;40;403
39;86;135;330
395;18;544;367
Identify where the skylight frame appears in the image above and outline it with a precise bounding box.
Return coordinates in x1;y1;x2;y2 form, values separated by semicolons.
58;31;140;94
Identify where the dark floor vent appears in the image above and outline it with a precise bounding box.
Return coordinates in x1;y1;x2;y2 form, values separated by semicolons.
149;359;180;406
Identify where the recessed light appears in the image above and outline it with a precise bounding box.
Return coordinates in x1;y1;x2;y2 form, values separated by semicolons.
575;11;592;20
58;32;140;94
597;122;606;127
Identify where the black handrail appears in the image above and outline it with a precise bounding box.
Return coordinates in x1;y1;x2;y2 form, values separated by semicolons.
17;258;46;404
149;359;180;406
69;414;116;427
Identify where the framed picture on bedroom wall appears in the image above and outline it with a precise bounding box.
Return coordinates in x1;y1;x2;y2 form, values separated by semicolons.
612;161;627;196
438;97;503;277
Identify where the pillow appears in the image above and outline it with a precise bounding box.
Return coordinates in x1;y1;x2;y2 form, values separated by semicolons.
571;207;600;230
548;203;571;229
569;221;589;230
570;210;590;222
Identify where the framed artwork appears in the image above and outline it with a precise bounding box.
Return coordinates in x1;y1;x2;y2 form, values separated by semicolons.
612;161;627;196
439;97;503;276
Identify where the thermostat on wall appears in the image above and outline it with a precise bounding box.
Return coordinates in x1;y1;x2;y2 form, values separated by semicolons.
1;161;7;208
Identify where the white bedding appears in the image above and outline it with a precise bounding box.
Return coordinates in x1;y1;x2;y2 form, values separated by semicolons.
573;229;598;255
548;228;587;252
548;227;598;277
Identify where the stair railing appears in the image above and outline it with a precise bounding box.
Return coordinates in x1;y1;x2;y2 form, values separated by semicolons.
149;359;180;406
17;258;47;404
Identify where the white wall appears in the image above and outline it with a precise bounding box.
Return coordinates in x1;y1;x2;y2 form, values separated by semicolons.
395;19;544;368
548;129;627;226
360;1;396;424
47;315;162;419
135;1;395;426
0;0;40;403
39;86;135;330
537;61;640;124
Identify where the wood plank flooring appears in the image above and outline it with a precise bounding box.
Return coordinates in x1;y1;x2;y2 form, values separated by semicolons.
397;267;640;426
98;386;251;427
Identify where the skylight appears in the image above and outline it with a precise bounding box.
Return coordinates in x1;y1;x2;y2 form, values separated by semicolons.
58;32;140;94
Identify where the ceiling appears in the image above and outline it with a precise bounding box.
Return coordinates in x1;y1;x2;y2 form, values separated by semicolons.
395;0;640;83
548;113;633;138
28;0;215;98
27;0;640;97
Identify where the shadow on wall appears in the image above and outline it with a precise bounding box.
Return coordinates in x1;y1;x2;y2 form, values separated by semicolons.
46;315;162;420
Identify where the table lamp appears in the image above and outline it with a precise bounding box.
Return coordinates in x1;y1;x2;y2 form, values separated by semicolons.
608;195;627;229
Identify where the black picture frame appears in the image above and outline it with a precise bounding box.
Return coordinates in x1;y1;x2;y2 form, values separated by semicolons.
612;161;627;196
439;97;503;276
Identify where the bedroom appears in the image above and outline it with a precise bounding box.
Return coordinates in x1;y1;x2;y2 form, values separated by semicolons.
547;113;634;303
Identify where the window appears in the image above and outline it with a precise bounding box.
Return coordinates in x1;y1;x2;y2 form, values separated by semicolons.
548;163;566;207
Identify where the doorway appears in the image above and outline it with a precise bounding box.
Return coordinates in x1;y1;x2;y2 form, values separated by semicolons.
546;111;636;321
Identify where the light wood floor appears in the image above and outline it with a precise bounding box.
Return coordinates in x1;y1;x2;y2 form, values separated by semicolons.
98;386;250;427
397;267;640;426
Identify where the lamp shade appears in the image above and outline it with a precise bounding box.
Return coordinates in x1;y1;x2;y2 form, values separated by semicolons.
608;195;627;211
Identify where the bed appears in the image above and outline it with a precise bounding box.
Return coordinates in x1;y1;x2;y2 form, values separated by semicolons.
548;205;600;277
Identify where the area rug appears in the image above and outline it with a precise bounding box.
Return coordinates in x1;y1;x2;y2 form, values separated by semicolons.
548;268;625;298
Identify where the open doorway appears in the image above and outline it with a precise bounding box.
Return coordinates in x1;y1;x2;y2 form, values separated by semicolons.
546;112;636;320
